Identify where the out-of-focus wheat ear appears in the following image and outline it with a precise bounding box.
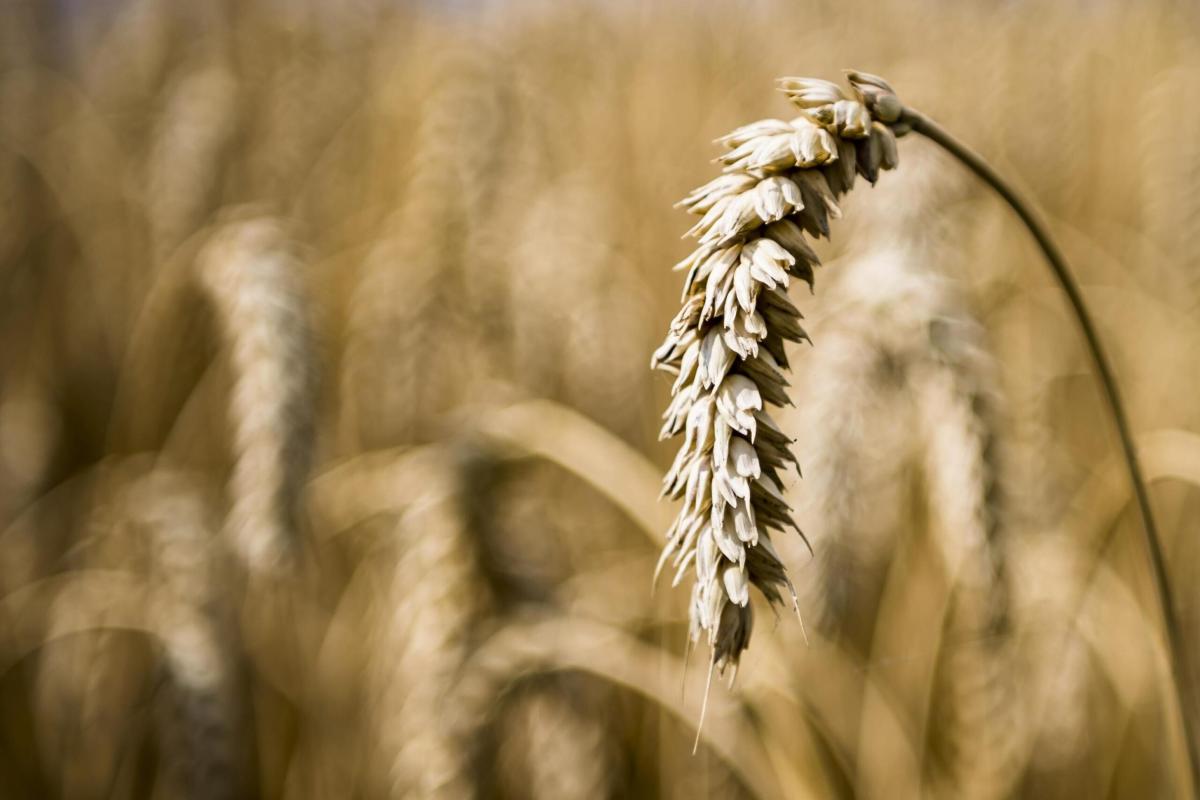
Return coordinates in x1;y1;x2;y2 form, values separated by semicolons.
368;461;487;800
507;177;650;435
495;687;613;800
914;314;1022;800
341;37;494;451
31;464;152;798
448;612;781;799
791;251;933;639
121;469;240;800
196;215;316;571
35;602;142;797
26;459;181;796
145;56;239;265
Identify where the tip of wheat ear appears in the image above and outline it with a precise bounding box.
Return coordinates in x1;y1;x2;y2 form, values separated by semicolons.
652;74;904;699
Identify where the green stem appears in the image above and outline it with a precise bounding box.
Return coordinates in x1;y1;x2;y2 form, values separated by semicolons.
901;106;1199;795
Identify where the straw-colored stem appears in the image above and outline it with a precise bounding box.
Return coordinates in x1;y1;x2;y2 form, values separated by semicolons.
902;106;1199;795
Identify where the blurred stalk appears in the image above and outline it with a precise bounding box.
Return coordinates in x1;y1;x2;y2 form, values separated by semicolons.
902;106;1200;795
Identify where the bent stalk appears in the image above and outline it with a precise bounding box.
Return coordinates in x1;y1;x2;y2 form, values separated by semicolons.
902;106;1199;794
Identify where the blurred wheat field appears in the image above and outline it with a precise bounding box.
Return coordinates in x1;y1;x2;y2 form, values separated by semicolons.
2;0;1200;797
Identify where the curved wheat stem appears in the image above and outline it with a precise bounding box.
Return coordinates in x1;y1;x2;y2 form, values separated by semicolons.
899;104;1199;792
197;215;315;571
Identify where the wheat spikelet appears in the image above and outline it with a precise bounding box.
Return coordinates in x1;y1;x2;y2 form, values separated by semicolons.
652;72;904;674
196;215;315;571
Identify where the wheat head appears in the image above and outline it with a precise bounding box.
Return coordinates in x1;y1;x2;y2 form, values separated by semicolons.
651;72;904;675
197;215;315;571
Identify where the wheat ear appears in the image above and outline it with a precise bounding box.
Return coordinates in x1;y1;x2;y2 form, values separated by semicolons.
197;216;315;571
914;313;1019;799
133;470;238;800
652;71;903;674
370;464;485;799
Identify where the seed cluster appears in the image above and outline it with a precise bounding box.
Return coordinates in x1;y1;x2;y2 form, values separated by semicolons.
652;72;904;673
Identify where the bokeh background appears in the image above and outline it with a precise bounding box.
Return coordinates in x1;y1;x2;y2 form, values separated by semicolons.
2;0;1200;797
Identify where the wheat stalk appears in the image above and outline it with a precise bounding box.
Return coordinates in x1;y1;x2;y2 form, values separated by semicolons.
651;72;904;683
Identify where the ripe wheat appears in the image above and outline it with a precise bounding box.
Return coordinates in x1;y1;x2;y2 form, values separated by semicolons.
198;216;315;571
652;72;903;677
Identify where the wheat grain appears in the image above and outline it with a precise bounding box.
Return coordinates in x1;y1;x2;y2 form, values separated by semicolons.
652;72;904;675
